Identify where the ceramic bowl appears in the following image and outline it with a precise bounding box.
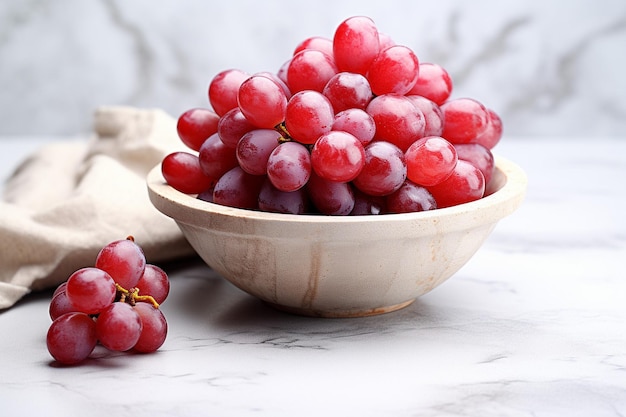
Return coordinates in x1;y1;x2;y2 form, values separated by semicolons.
147;156;526;317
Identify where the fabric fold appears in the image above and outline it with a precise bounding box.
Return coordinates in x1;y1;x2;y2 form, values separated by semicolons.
0;106;195;309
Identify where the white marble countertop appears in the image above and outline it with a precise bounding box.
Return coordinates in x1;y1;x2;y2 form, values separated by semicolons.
1;136;625;416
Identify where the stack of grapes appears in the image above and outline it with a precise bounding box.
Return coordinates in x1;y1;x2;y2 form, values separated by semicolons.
47;237;170;365
162;16;502;215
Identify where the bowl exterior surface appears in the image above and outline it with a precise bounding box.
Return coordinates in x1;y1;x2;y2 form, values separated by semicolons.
147;157;527;317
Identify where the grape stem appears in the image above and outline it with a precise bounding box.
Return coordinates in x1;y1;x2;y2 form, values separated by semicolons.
115;283;160;309
275;122;292;143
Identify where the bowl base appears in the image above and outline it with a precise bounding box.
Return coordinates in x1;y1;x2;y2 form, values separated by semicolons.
265;299;415;318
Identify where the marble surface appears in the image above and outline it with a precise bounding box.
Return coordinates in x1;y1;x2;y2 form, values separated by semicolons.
1;0;626;138
0;135;625;416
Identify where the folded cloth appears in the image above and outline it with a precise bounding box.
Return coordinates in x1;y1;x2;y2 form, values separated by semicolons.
0;106;196;309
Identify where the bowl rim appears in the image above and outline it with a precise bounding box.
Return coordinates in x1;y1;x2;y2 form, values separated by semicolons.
147;155;527;227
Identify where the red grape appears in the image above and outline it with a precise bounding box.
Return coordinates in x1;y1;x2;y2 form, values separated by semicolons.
474;108;503;149
238;75;287;128
353;141;407;196
367;45;419;96
294;36;334;57
386;181;437;213
427;160;485;208
406;95;444;137
133;303;168;353
49;290;75;321
284;90;334;145
95;237;146;290
258;180;309;214
213;166;265;209
366;94;425;152
267;141;312;192
96;302;142;352
440;98;490;144
332;108;376;146
454;143;495;185
350;189;386;215
287;49;338;93
52;282;67;298
405;136;458;186
333;16;380;75
307;172;355;215
236;129;281;176
136;264;170;305
47;312;97;365
311;131;365;183
176;108;220;151
407;63;453;105
208;69;249;116
161;151;214;195
65;267;116;315
322;72;372;113
217;107;255;148
198;133;239;179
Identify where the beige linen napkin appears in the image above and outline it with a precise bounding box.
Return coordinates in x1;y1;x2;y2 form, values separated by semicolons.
0;106;195;309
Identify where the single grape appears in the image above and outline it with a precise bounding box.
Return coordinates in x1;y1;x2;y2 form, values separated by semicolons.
213;166;265;209
322;72;372;113
405;136;458;186
306;172;355;215
52;282;67;298
65;267;116;315
136;264;170;305
266;141;312;192
294;36;334;57
254;71;292;99
454;143;495;185
49;290;75;321
427;160;485;208
217;107;255;149
366;94;425;152
350;189;386;215
474;108;503;149
406;95;444;137
47;312;97;365
366;45;419;96
311;131;365;183
237;75;288;129
161;152;214;195
353;141;407;196
407;63;453;105
332;108;376;146
386;181;437;213
287;49;338;93
95;237;146;290
132;303;168;354
176;108;220;152
198;133;239;179
440;98;490;144
96;302;143;352
258;179;309;214
277;58;290;85
333;16;380;75
377;32;396;50
284;90;334;145
208;69;249;116
236;129;281;176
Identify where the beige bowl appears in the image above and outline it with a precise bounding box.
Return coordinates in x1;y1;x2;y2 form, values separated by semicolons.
147;156;526;317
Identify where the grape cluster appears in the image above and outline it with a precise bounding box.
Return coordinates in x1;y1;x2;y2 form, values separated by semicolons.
162;16;503;215
46;237;170;365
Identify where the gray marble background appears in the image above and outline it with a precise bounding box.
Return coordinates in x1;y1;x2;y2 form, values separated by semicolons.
1;0;625;138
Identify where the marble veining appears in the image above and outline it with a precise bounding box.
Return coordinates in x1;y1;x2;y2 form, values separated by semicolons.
2;136;626;417
1;1;625;137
